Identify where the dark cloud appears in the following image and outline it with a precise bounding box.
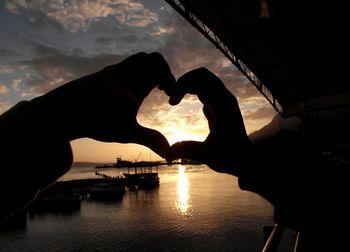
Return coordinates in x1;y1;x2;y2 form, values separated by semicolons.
31;44;63;57
96;37;114;45
0;49;20;57
118;34;140;43
15;43;127;95
26;9;66;33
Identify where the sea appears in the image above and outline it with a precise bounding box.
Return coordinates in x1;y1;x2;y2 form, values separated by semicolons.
0;164;286;252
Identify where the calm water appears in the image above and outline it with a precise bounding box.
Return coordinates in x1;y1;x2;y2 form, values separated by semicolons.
0;164;274;252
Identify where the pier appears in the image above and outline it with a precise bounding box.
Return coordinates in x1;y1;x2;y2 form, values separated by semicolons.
27;165;160;214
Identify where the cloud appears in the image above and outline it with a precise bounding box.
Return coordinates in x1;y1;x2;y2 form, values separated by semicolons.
7;43;127;96
6;0;158;32
1;1;276;134
0;84;9;94
12;79;22;91
0;101;11;113
239;96;277;134
151;26;174;36
138;91;209;144
243;105;276;122
96;37;114;45
0;48;20;58
0;65;16;74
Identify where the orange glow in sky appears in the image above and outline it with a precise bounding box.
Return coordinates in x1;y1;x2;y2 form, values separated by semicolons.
138;92;209;146
165;125;205;145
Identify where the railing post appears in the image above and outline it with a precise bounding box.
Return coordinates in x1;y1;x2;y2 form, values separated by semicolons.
262;224;284;252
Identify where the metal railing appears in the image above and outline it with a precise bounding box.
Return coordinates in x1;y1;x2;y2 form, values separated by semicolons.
262;224;301;252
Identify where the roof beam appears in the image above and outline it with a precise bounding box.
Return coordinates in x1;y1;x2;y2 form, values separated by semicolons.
165;0;284;115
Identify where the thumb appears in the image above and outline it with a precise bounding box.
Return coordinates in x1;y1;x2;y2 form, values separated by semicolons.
132;125;170;158
166;141;206;163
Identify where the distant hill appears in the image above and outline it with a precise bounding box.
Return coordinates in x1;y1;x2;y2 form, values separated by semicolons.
249;114;300;142
249;106;350;145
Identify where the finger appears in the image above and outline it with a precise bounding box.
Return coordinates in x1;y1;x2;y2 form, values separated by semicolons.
102;52;176;100
130;52;176;99
166;141;207;163
132;125;170;158
203;106;215;131
169;68;229;106
147;52;176;97
175;68;249;143
127;52;166;99
172;68;243;126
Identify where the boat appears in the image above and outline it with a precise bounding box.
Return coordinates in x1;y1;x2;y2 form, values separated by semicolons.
89;179;125;200
28;187;81;213
115;157;162;168
123;172;160;189
95;157;162;169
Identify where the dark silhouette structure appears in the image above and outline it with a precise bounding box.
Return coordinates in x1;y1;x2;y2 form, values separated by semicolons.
1;0;350;250
166;0;350;116
165;1;350;250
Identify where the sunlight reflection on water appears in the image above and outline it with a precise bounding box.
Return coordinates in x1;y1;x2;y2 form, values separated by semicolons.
176;165;192;216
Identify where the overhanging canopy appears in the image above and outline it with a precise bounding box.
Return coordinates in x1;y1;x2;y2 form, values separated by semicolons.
166;0;350;117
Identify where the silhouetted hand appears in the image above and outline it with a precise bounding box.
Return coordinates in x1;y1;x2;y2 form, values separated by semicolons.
32;52;175;158
165;68;333;229
0;52;177;223
165;68;309;229
166;68;251;175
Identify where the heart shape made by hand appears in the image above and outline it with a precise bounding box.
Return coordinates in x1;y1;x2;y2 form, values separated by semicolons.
137;90;209;146
138;67;249;171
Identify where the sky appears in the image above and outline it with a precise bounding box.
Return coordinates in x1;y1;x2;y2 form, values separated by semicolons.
0;0;277;163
